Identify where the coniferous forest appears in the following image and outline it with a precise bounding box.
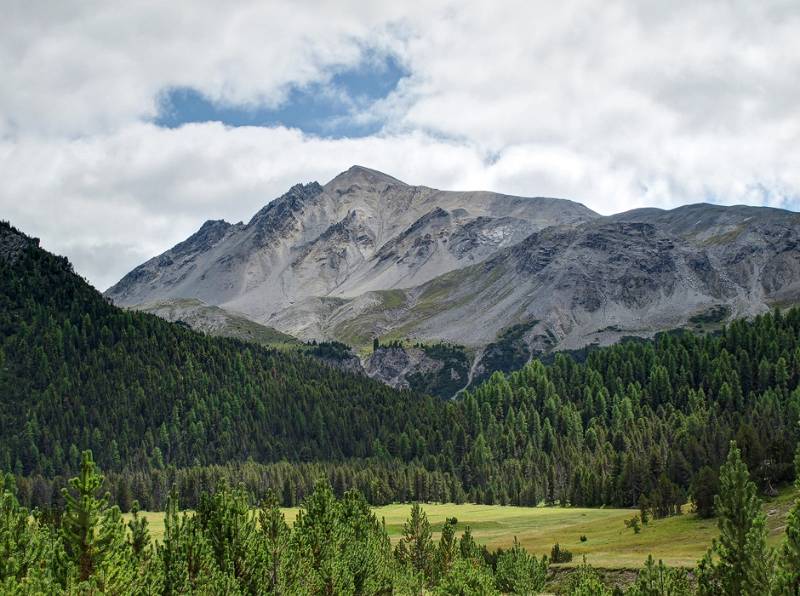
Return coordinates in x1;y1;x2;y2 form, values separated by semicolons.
3;443;800;593
4;220;800;592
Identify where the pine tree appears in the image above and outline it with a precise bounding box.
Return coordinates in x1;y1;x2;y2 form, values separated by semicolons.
434;558;498;596
395;502;435;582
494;537;548;594
690;466;718;519
772;446;800;594
696;442;773;595
626;555;691;596
435;517;459;580
196;481;266;592
0;488;56;589
127;500;151;559
284;482;393;594
258;488;288;592
565;559;612;596
60;450;134;592
459;526;481;561
157;490;223;594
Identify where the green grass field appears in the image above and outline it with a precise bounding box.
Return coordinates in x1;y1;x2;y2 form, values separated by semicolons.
125;486;797;569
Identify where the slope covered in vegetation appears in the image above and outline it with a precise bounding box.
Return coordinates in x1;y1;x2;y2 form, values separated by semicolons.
3;220;800;521
0;221;442;477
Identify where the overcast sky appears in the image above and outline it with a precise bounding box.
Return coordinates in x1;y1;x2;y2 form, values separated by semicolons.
2;1;799;290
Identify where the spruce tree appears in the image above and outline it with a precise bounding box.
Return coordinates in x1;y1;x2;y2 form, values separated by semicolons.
696;442;773;595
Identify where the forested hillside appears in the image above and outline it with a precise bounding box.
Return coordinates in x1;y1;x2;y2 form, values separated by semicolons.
3;220;800;517
3;444;800;593
0;221;442;477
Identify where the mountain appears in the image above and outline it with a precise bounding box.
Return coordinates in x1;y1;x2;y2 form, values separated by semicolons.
0;220;441;476
313;206;800;350
106;165;595;321
6;218;800;521
106;167;800;392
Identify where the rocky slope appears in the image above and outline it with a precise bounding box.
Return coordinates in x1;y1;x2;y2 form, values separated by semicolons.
135;298;298;346
106;166;596;320
0;222;38;265
299;205;800;355
106;167;800;395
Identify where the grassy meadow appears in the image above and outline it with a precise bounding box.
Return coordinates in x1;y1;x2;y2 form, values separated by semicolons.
126;486;797;570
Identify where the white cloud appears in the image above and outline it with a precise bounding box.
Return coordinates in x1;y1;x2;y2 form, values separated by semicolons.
1;0;799;288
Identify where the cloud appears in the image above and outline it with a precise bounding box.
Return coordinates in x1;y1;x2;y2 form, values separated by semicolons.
1;0;799;288
1;0;414;136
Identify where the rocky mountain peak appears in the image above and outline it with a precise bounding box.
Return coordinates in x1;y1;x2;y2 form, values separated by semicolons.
324;165;408;194
247;181;323;227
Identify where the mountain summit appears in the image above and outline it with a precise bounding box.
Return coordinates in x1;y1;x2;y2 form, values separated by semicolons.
106;166;596;324
325;164;408;191
106;167;800;372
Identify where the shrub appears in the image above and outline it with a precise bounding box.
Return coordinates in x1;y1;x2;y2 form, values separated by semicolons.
627;555;692;596
564;560;612;595
550;542;573;563
624;515;642;534
494;537;548;594
434;558;498;595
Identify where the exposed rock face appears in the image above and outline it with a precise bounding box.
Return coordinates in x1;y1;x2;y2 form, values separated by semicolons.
0;223;37;265
106;165;596;323
106;167;800;393
363;344;471;399
263;202;800;359
364;346;443;390
307;205;800;353
307;350;366;377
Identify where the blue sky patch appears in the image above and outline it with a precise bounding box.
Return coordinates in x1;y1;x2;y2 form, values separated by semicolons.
154;54;408;137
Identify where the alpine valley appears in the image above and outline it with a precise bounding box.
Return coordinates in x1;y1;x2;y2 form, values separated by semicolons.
106;165;800;395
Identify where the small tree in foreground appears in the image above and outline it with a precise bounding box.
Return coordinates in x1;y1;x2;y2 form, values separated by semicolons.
494;537;547;594
772;445;800;594
565;559;612;596
626;555;691;596
434;558;497;595
696;442;773;596
60;450;135;592
395;502;435;582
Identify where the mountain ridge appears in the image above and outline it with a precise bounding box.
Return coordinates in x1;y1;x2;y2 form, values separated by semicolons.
105;167;800;392
106;166;597;316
